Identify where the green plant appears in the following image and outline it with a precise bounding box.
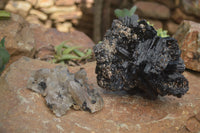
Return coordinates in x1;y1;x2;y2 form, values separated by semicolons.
146;21;169;37
146;21;154;26
0;10;11;20
0;37;10;75
156;28;169;37
114;6;169;37
114;6;137;18
52;41;92;64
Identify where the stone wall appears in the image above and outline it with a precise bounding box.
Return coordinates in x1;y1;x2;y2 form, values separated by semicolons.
3;0;94;37
2;0;200;42
93;0;200;42
134;0;200;35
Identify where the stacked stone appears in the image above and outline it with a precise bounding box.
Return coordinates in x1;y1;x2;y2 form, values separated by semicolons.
133;0;200;35
3;0;200;41
72;0;94;38
4;0;94;33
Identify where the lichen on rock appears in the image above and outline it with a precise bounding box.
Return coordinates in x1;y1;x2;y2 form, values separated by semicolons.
94;15;189;99
27;66;103;117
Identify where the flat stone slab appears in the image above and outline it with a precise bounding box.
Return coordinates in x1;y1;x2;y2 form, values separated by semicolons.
0;57;200;133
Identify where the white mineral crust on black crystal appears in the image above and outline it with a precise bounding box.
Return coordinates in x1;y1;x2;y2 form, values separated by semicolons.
94;15;189;99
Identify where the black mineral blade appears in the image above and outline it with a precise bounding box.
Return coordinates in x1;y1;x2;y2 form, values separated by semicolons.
94;15;189;99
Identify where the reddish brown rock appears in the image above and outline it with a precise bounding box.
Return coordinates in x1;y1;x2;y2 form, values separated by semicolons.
196;111;200;121
166;21;179;35
140;0;179;9
185;117;200;132
0;57;200;133
35;45;55;60
0;14;35;65
181;0;200;17
173;20;200;72
172;8;197;24
135;1;170;19
29;24;94;59
151;0;178;9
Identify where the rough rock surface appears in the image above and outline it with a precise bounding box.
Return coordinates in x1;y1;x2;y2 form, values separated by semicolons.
36;0;54;8
181;0;200;17
0;13;95;73
27;66;103;117
135;1;170;19
0;13;35;64
173;20;200;72
30;24;95;60
55;0;75;6
166;21;179;35
41;5;77;14
94;15;188;99
172;8;197;24
55;22;72;32
5;1;31;17
1;13;94;64
29;9;48;21
50;11;82;22
152;0;178;9
0;57;200;133
25;0;37;6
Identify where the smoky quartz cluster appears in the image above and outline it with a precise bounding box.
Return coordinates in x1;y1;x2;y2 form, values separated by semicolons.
27;66;103;117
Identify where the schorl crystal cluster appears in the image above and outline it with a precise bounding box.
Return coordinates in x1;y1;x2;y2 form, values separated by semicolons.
27;66;103;117
94;15;189;99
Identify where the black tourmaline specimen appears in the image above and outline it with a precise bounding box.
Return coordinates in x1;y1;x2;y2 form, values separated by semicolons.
94;15;189;99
